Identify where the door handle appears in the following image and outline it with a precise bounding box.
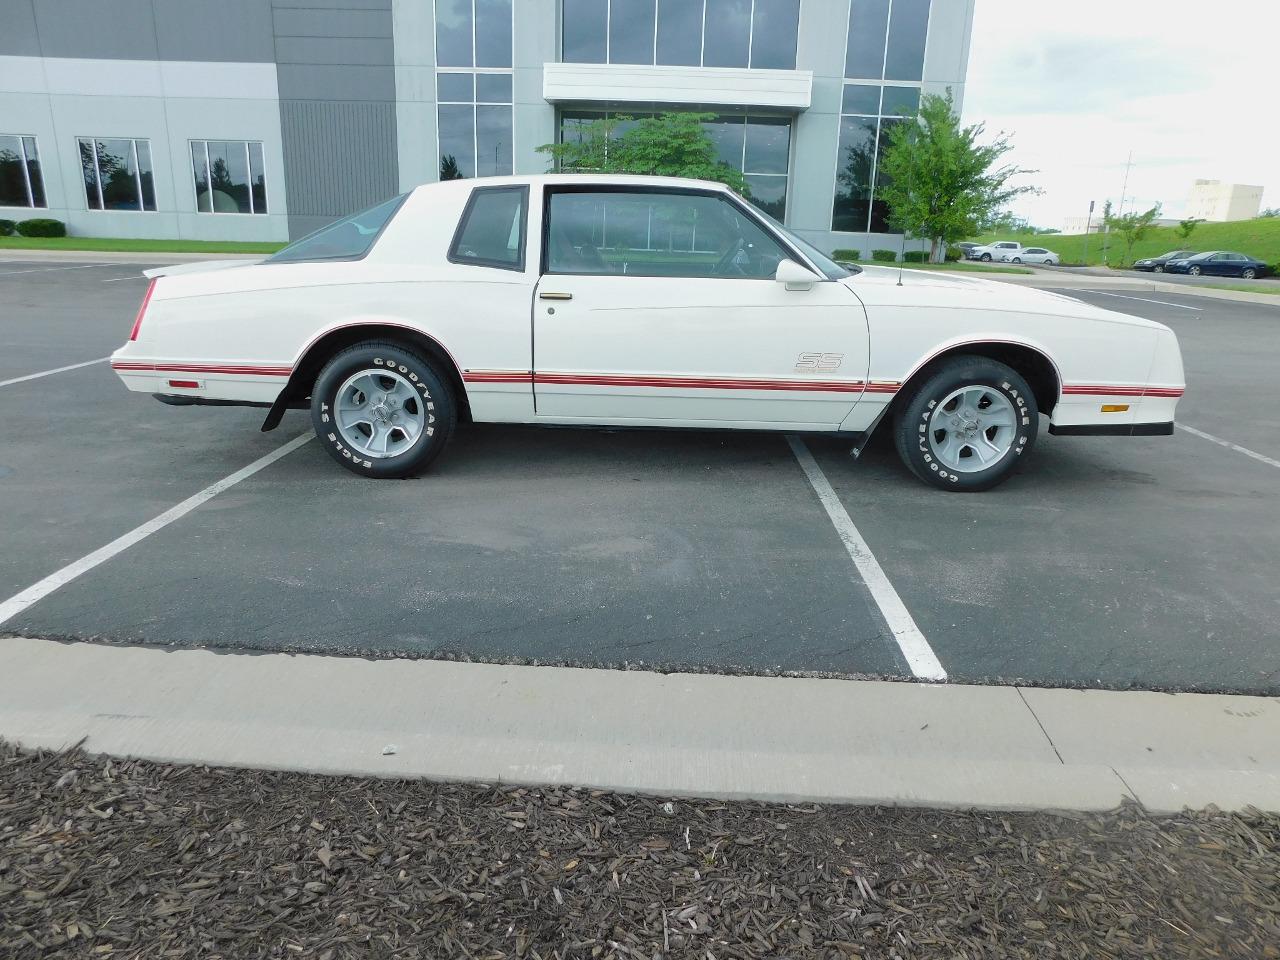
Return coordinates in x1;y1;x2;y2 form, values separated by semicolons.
539;291;573;301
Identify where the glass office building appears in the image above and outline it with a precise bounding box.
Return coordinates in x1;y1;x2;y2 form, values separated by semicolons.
1;0;973;252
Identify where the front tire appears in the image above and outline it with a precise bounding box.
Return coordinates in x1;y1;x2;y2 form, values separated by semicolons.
1012;257;1022;264
310;341;457;479
1189;266;1202;276
1154;265;1164;273
893;357;1038;492
980;253;992;262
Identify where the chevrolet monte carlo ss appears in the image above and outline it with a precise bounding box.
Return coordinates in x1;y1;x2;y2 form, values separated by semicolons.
112;175;1185;492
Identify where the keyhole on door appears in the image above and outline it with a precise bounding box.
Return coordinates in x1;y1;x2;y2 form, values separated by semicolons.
546;307;556;315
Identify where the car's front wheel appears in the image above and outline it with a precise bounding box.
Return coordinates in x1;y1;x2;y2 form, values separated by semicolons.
1189;265;1202;276
1153;265;1164;273
893;356;1038;492
311;341;456;478
980;253;992;262
1012;257;1022;263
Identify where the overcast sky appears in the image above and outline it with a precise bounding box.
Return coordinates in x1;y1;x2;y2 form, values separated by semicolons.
961;1;1279;229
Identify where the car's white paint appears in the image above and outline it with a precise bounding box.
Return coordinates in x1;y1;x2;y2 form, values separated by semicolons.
111;174;1184;439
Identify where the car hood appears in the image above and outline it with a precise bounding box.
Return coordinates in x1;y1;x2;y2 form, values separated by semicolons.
841;265;1170;331
142;257;266;279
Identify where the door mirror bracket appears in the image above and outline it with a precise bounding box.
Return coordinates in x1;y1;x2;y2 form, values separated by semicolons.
775;259;818;291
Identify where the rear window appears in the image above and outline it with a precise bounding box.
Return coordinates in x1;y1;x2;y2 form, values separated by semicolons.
449;186;527;270
267;194;405;263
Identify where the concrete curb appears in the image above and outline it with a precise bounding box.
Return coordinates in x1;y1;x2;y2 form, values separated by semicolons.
3;637;1278;813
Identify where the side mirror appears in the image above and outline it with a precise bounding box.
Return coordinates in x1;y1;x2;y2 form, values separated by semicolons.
775;258;818;291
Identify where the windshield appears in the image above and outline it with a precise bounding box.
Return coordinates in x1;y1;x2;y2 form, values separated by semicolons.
753;207;851;280
267;194;407;263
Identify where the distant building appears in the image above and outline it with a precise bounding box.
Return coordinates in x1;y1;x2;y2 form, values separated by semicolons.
1186;180;1264;222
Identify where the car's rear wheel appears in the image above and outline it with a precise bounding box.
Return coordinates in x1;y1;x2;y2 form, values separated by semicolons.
1189;265;1202;276
311;341;456;479
1243;267;1257;280
893;356;1038;492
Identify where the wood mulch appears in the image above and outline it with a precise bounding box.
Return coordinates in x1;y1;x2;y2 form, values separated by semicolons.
2;742;1277;958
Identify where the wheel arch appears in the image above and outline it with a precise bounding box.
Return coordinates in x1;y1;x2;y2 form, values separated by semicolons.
261;321;471;431
887;340;1062;426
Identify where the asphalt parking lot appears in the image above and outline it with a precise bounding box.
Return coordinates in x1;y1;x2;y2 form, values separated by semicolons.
2;259;1279;694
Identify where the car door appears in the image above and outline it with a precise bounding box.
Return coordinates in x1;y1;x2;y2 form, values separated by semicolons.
1204;253;1230;276
532;186;870;428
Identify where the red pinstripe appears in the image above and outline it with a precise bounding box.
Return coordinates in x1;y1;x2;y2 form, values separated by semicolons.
1062;384;1185;398
463;370;900;394
112;361;291;377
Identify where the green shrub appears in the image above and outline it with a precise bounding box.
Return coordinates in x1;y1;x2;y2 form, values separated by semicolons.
16;218;67;238
902;250;928;263
871;248;898;262
944;247;962;262
831;248;861;262
0;219;15;236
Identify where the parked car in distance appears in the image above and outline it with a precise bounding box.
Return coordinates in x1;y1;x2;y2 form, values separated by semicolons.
111;174;1185;493
1132;250;1196;273
1163;251;1269;279
953;242;979;257
1018;247;1059;266
967;241;1024;262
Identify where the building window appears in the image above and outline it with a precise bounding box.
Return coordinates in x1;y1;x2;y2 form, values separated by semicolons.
831;84;919;234
78;137;156;212
190;141;267;214
0;135;46;208
436;0;514;180
844;0;930;82
558;111;791;220
562;0;800;71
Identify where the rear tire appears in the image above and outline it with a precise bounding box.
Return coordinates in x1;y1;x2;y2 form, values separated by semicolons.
1243;268;1257;280
310;341;457;479
893;356;1039;492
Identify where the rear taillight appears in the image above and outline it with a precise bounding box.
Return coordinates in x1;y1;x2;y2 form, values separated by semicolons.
129;278;156;341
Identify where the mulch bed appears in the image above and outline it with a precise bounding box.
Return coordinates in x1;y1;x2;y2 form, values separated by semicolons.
2;743;1278;959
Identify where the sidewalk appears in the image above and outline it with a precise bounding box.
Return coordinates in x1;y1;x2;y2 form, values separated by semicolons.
3;636;1278;813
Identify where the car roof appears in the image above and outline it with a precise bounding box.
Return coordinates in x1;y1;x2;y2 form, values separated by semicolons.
408;173;733;195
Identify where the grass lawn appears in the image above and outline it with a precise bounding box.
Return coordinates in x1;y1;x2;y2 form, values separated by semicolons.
0;236;286;254
974;216;1280;268
1198;283;1280;296
844;260;1032;275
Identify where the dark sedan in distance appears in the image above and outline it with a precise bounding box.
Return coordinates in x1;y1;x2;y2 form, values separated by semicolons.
1133;250;1195;273
1164;251;1270;279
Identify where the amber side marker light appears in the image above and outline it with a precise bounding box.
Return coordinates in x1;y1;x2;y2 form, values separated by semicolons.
128;278;157;341
1101;404;1130;413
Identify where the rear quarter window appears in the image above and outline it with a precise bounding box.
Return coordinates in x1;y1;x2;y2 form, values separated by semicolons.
449;186;528;271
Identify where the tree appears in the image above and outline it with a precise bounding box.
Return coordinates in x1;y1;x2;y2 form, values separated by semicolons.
1103;200;1161;267
1260;207;1280;218
1175;218;1202;242
537;113;746;194
874;92;1038;262
439;154;462;181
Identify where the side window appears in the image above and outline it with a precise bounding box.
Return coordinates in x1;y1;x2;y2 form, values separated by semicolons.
449;186;527;269
268;194;405;263
545;190;789;279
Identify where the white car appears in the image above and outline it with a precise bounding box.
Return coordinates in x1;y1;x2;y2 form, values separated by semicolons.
112;175;1184;492
1018;246;1060;266
968;241;1024;262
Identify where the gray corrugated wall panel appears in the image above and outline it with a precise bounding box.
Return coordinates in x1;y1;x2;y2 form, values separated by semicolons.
271;7;392;37
0;0;41;56
32;0;158;59
275;63;396;100
274;35;395;65
270;0;390;9
153;0;275;62
280;100;398;230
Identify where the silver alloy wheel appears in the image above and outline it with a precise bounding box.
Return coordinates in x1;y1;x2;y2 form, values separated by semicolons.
1243;268;1256;280
334;368;427;459
928;385;1018;473
1189;266;1201;276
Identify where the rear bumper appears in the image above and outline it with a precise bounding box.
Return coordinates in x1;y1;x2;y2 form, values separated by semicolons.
1049;422;1174;437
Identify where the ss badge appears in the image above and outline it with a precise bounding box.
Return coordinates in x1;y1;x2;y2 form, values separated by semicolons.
795;352;844;372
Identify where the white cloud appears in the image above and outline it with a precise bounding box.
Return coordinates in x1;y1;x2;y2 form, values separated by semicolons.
961;0;1280;229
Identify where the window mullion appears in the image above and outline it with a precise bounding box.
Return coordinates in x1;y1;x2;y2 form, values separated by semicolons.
91;139;105;209
245;141;254;214
204;143;213;214
20;137;34;207
130;139;143;209
747;0;756;68
699;0;707;66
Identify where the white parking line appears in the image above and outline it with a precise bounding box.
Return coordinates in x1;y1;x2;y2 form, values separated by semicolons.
786;436;947;681
1178;424;1280;470
0;263;115;277
0;357;109;388
1070;290;1200;311
102;275;148;282
0;433;313;628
